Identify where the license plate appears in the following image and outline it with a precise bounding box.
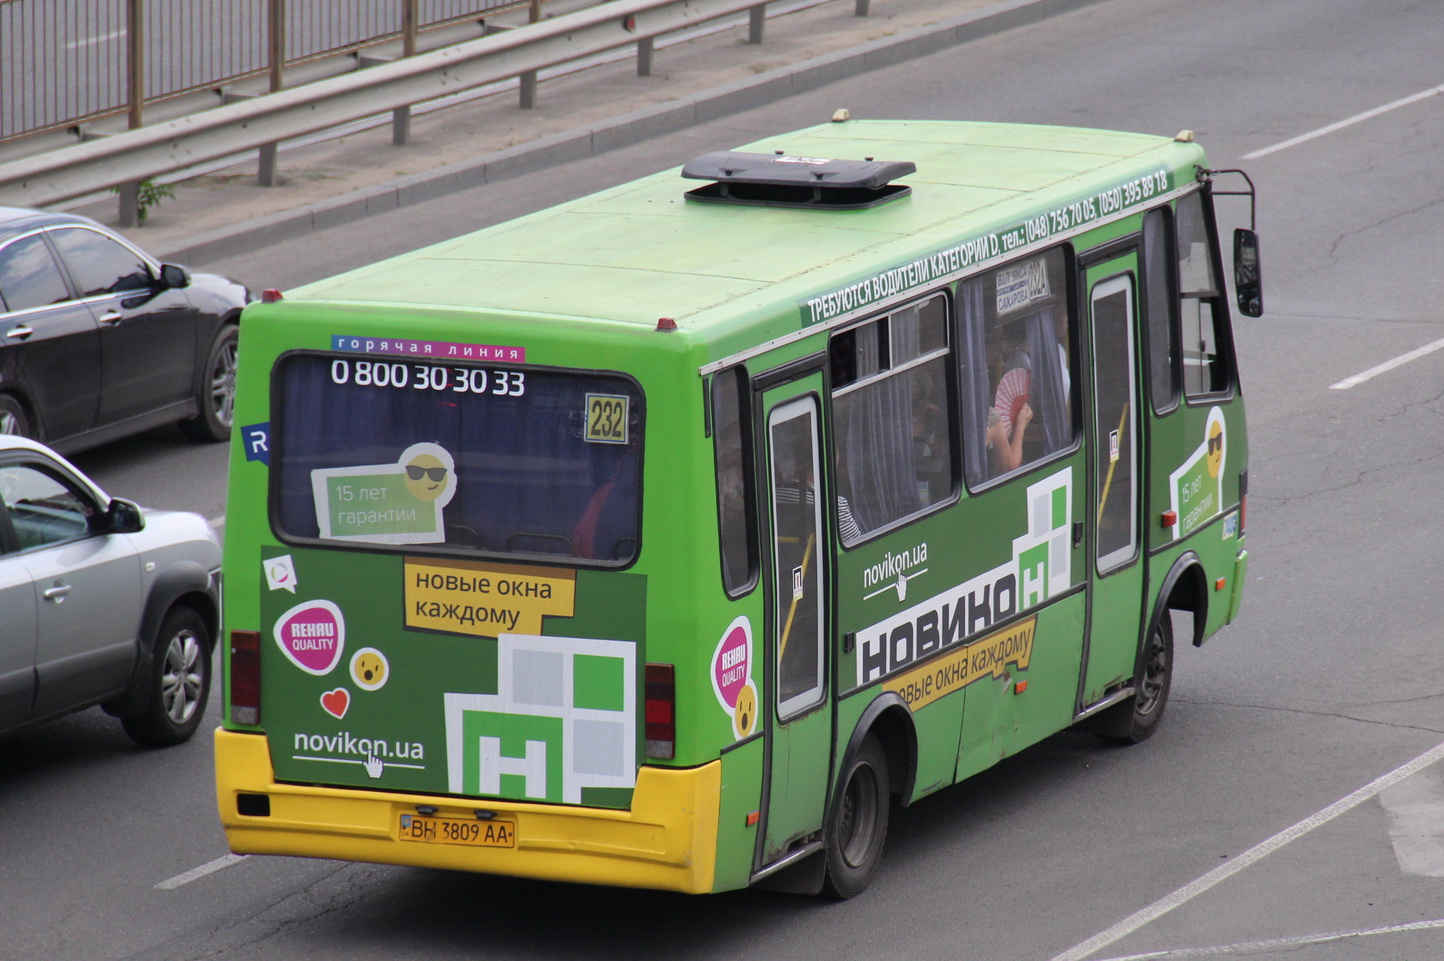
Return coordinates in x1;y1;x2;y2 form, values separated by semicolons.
399;813;516;848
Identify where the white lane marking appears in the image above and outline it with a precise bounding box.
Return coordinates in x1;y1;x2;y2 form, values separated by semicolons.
64;30;125;50
1381;769;1444;877
155;853;249;890
1048;739;1444;961
1242;83;1444;160
1093;917;1444;960
1328;335;1444;389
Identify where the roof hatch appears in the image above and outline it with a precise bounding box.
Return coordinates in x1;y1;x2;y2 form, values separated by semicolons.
681;151;915;209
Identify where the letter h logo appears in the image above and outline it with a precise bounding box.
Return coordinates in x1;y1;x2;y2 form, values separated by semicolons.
478;737;547;799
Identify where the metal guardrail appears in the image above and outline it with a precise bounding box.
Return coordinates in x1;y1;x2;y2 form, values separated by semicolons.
0;0;859;214
0;0;525;144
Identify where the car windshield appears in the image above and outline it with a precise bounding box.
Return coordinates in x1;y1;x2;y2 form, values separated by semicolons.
272;354;643;565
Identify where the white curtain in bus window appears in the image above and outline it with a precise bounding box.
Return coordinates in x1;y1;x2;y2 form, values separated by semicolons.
273;355;643;564
1175;192;1229;396
830;295;952;544
769;400;824;718
958;249;1073;488
1091;276;1138;571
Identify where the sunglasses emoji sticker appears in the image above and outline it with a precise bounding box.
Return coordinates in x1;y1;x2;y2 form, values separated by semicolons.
1206;418;1225;478
404;454;450;501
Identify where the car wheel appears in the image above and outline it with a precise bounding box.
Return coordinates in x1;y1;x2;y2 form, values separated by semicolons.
821;733;890;899
179;325;238;442
1096;614;1174;745
0;393;32;438
121;607;212;746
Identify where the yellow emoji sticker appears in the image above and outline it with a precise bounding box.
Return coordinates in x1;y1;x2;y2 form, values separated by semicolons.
1206;418;1225;478
350;647;390;691
733;683;757;738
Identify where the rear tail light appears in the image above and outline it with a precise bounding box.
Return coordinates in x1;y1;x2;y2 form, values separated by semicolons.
230;630;261;725
644;663;675;759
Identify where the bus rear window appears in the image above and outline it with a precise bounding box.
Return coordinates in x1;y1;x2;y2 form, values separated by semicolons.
272;354;643;565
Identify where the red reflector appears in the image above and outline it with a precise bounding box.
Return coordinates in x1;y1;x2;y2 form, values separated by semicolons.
655;317;677;331
229;630;262;725
1161;510;1177;528
1240;494;1247;533
644;663;675;759
1215;577;1227;592
746;810;760;826
261;288;283;302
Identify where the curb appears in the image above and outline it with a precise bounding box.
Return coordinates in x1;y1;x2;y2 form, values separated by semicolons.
158;0;1105;265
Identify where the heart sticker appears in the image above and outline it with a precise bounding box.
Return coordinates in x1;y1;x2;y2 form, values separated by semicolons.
320;688;350;719
274;600;346;675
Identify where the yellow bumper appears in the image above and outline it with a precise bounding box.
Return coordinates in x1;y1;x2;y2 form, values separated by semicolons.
214;728;720;893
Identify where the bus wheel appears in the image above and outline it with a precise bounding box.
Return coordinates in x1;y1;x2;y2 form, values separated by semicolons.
1101;614;1174;744
822;733;890;899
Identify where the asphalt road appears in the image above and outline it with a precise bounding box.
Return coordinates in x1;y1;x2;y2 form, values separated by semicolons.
5;0;1444;958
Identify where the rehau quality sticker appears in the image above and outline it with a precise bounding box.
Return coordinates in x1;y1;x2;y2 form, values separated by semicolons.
711;616;758;739
274;599;346;675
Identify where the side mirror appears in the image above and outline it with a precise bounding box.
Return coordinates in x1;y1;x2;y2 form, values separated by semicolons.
107;498;145;534
159;263;191;290
1233;229;1263;317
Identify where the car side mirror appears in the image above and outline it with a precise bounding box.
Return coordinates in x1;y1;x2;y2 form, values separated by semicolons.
1233;228;1263;318
159;263;191;290
107;498;145;534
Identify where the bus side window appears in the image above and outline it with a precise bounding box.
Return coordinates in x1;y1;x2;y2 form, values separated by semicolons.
1176;192;1233;397
1142;207;1180;414
713;366;757;596
829;294;953;545
959;248;1074;487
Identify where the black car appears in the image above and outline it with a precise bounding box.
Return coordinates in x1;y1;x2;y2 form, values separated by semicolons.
0;206;249;453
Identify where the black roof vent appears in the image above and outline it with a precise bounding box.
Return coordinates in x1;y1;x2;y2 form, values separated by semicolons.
681;151;915;209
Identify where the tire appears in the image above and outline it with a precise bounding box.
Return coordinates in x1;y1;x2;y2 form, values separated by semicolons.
121;607;212;747
1097;613;1174;745
0;393;32;438
179;325;238;442
821;734;890;899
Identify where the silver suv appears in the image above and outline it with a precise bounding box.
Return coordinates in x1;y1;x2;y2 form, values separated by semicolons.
0;437;220;744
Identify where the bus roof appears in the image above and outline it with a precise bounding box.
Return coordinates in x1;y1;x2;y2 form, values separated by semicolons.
288;120;1204;353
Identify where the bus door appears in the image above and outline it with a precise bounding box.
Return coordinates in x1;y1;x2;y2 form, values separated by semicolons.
1081;254;1147;705
758;385;832;866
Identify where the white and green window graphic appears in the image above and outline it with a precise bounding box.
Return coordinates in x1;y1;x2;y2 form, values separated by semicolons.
444;634;636;803
1168;406;1227;540
1013;467;1073;608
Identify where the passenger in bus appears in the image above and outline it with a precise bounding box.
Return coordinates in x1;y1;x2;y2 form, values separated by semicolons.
910;375;948;503
987;400;1032;474
1001;311;1071;426
837;489;862;543
986;323;1033;474
991;322;1033;428
775;451;863;545
1053;308;1071;408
